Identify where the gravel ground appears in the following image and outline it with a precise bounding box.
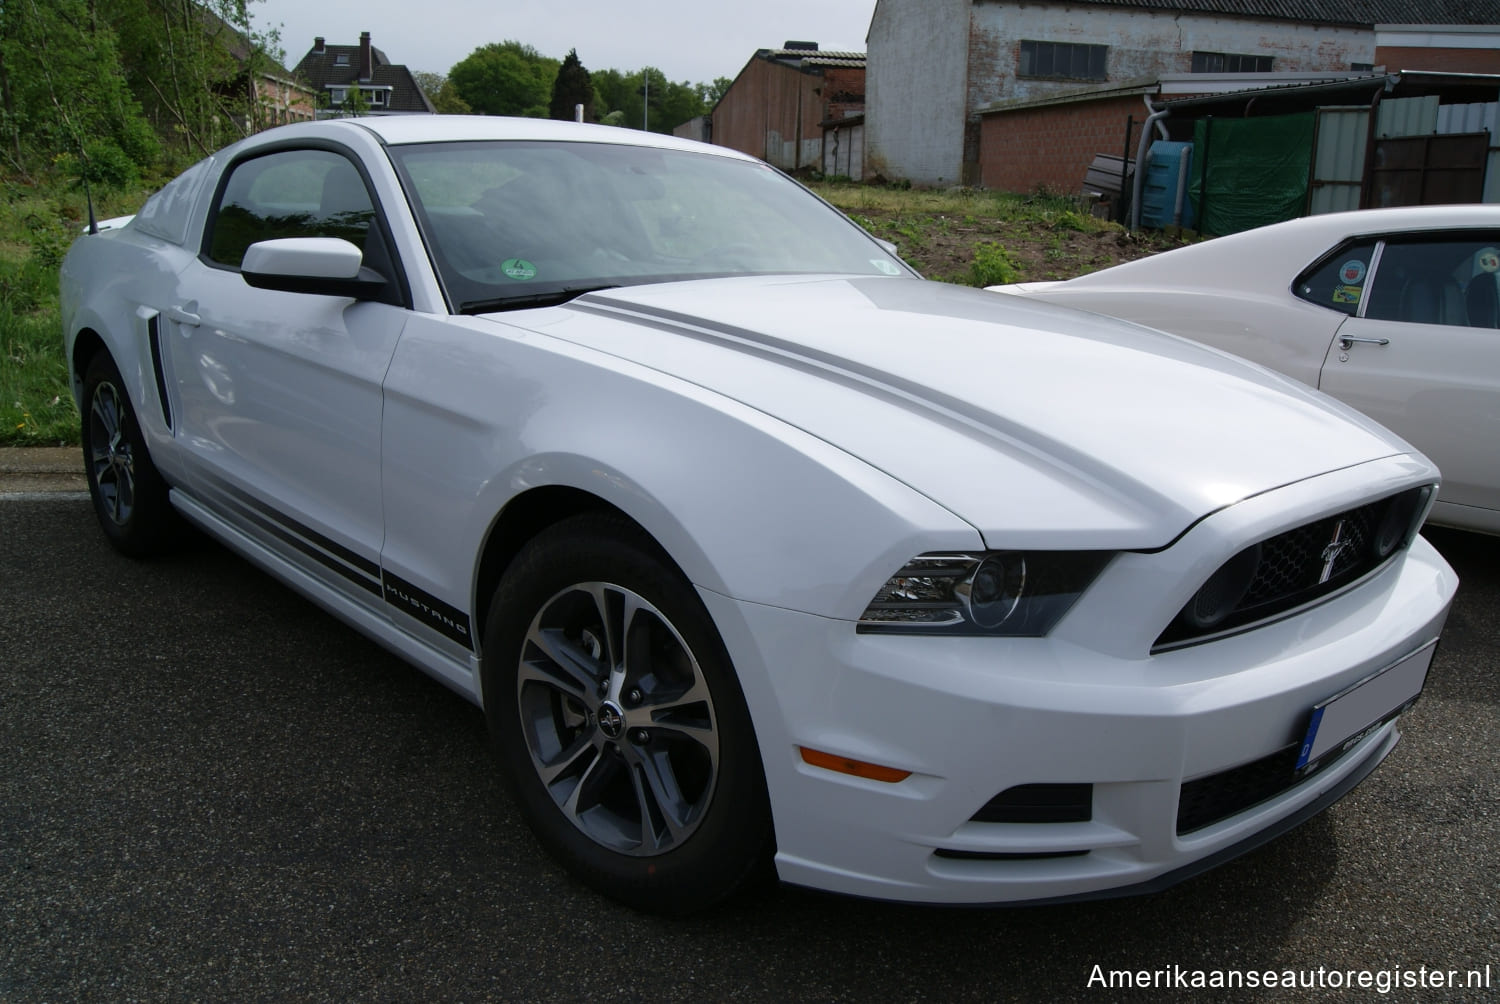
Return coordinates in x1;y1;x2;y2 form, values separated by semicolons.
2;499;1496;1002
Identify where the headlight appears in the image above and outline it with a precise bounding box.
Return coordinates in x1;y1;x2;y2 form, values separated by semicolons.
858;551;1113;636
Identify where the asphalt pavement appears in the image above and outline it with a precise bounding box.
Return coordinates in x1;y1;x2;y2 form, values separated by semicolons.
2;495;1496;1001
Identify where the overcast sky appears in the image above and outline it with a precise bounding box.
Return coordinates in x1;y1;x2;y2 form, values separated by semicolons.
251;0;877;85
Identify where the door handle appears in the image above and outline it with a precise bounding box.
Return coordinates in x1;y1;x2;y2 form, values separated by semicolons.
167;305;200;327
1339;334;1389;350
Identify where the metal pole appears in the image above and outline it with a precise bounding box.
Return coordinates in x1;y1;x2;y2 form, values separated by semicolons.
643;74;649;131
1199;115;1214;236
1120;115;1134;225
575;103;584;123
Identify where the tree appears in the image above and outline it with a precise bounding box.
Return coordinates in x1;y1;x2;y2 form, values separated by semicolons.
413;70;470;115
341;85;370;118
590;67;707;134
107;0;280;156
697;76;733;109
656;76;706;133
548;49;593;121
0;0;160;181
448;40;557;118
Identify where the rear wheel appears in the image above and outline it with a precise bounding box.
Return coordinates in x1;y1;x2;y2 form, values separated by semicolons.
81;351;176;556
482;514;773;914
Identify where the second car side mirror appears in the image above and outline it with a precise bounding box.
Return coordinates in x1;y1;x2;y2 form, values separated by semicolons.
241;237;389;300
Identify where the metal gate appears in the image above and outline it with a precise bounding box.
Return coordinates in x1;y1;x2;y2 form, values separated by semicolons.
1364;132;1489;208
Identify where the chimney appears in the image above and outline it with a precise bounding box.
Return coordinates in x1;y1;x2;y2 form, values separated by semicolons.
313;36;324;53
359;31;372;82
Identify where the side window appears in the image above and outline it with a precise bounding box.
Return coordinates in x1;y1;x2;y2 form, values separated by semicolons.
1364;237;1500;329
206;149;376;267
1294;239;1378;317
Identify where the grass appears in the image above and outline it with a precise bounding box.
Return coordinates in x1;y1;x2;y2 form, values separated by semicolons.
1;176;156;446
0;174;1163;447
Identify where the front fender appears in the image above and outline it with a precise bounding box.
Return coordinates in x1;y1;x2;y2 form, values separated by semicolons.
377;313;981;625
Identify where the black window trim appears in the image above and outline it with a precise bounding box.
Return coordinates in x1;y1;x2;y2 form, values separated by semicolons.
1017;39;1108;82
1191;50;1274;74
199;137;413;309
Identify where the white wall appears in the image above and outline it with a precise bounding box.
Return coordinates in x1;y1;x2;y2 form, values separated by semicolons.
866;0;973;186
968;4;1374;109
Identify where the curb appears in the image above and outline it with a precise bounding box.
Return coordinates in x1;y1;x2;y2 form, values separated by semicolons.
0;447;87;495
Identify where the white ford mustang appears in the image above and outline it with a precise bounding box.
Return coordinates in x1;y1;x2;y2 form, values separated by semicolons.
60;116;1455;913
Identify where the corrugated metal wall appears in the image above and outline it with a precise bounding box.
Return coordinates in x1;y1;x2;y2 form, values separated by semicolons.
1311;96;1500;211
1309;106;1369;215
1376;95;1439;138
712;58;826;171
821;122;864;180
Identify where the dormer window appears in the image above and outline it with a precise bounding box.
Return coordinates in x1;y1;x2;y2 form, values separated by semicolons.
335;53;350;66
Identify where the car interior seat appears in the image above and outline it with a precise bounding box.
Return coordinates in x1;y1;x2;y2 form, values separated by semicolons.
1396;276;1440;324
1394;274;1465;325
1466;272;1500;328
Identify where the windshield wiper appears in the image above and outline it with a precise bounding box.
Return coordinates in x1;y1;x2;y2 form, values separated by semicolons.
458;284;620;315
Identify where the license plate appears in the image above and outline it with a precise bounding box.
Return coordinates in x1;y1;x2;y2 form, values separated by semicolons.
1296;641;1436;774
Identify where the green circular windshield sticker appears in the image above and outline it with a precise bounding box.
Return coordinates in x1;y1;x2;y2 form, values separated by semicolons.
872;259;902;275
502;258;537;280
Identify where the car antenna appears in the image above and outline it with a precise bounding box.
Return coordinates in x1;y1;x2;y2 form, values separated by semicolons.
71;136;100;236
83;173;99;236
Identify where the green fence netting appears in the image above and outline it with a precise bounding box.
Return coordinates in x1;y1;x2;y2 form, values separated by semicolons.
1190;112;1315;237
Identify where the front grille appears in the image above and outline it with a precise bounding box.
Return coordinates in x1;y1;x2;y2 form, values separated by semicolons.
1155;486;1429;650
1176;737;1360;835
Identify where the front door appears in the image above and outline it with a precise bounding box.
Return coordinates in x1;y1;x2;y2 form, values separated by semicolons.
166;146;408;594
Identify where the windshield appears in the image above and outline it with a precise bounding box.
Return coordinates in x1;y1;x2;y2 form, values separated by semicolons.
387;140;910;313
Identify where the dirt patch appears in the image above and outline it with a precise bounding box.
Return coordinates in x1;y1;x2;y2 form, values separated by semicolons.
847;207;1187;286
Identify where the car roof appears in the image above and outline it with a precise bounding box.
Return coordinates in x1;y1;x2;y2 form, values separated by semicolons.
1067;204;1500;288
256;114;755;161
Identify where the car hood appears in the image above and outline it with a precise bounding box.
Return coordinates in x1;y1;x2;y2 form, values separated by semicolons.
498;275;1408;548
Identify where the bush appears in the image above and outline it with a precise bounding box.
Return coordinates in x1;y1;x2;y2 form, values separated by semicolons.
969;242;1020;287
115;117;162;171
59;142;140;190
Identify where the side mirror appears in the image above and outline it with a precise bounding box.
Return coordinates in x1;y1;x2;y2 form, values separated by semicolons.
874;238;899;257
241;237;388;300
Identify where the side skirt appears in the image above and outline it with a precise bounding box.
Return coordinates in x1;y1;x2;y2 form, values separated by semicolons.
170;488;482;706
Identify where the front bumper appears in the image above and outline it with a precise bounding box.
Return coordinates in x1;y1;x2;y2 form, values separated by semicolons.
700;477;1456;905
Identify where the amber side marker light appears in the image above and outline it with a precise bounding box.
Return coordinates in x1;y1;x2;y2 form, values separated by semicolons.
799;747;912;783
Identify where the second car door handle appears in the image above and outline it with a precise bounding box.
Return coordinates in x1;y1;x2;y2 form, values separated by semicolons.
167;304;201;327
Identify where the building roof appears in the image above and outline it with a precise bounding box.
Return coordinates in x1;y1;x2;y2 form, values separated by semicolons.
759;48;866;69
1052;0;1500;26
292;34;434;113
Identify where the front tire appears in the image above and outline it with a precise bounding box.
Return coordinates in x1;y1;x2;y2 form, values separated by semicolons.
482;514;773;914
81;350;176;557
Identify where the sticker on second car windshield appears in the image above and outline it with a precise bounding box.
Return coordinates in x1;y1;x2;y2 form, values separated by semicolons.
1339;259;1366;284
1333;285;1362;304
872;259;902;275
1478;247;1500;273
502;258;537;280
